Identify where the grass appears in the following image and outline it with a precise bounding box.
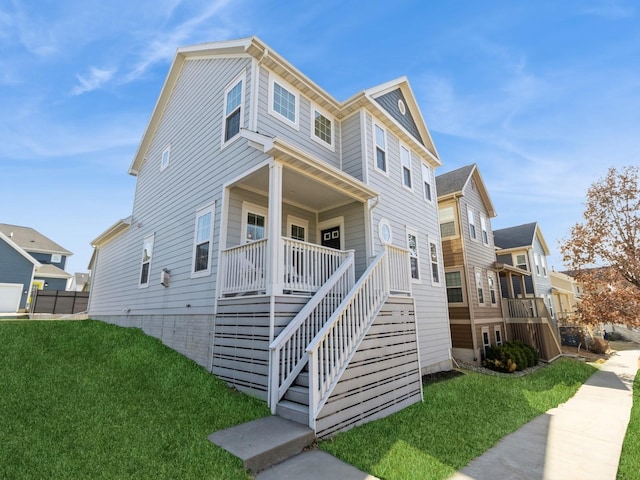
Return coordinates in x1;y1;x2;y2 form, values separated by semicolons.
319;359;597;480
0;320;270;480
618;367;640;479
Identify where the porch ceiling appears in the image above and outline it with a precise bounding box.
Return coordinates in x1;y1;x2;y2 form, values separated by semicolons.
236;165;363;212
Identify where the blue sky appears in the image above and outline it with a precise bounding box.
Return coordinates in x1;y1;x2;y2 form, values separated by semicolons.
1;0;638;275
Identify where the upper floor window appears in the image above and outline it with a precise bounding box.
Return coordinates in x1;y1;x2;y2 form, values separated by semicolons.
374;124;387;173
480;216;489;245
439;206;456;238
139;233;155;287
475;268;485;304
429;237;440;286
311;106;334;150
223;75;244;142
534;253;541;275
422;163;432;202
406;228;419;281
515;253;528;271
401;145;412;190
541;256;548;277
51;254;62;263
445;271;464;303
268;75;298;130
487;271;497;305
192;204;215;277
160;144;170;171
468;208;477;240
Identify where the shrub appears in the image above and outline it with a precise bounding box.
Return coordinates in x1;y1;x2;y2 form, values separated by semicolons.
589;337;609;354
484;342;539;373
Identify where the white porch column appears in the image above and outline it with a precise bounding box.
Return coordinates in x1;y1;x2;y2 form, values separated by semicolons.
267;160;283;296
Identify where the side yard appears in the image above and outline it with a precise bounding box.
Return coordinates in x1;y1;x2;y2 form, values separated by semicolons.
618;366;640;479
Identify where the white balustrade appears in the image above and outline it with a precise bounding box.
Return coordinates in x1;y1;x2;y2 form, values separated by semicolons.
282;238;351;292
220;239;267;296
385;245;411;294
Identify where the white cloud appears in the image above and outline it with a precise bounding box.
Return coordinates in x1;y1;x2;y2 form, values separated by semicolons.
72;66;117;95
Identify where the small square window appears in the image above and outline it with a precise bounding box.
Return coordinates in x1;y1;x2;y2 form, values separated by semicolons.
311;106;335;150
268;75;299;129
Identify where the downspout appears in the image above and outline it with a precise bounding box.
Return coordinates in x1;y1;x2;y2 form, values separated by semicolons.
367;195;381;258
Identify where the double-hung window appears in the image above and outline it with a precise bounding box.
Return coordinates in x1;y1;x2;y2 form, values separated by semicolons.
242;203;268;243
445;271;464;303
192;204;215;277
475;268;485;304
541;256;548;277
422;163;432;202
487;271;497;305
534;254;541;275
269;75;298;129
480;216;489;245
515;254;528;271
468;208;477;240
139;233;155;287
401;145;412;190
428;237;440;285
439;206;456;238
495;327;503;346
223;75;244;142
407;228;419;281
311;105;334;150
374;124;387;173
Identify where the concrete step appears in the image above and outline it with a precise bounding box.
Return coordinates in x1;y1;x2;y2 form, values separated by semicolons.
295;371;309;387
208;416;315;474
284;385;309;405
277;399;309;425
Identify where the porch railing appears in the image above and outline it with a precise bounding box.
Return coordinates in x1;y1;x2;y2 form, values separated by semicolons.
282;238;351;292
307;247;396;429
385;244;411;295
504;297;562;353
269;251;355;412
220;239;267;296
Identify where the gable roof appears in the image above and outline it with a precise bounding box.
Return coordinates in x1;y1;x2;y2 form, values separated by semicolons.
91;216;132;247
493;222;550;255
0;230;42;267
435;164;497;217
35;263;72;279
128;36;440;175
0;224;71;255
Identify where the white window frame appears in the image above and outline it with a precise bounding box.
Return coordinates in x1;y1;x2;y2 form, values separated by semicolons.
515;253;528;271
374;123;388;175
422;162;433;202
487;271;498;306
480;216;489;246
428;235;441;286
494;326;503;346
439;205;457;238
221;71;245;146
534;253;541;276
268;74;299;130
482;327;491;355
139;233;155;288
287;215;309;242
541;255;548;277
406;227;420;283
310;104;335;151
51;254;62;263
191;203;215;278
468;208;477;241
160;144;170;171
400;144;413;191
445;269;466;305
475;267;485;305
241;202;268;243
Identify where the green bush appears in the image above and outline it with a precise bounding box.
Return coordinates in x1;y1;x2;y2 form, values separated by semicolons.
484;341;539;373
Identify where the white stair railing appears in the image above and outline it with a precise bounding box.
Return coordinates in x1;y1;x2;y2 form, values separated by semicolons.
269;251;355;412
307;247;399;429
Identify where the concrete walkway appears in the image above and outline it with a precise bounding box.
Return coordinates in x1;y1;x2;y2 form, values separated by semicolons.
449;349;639;480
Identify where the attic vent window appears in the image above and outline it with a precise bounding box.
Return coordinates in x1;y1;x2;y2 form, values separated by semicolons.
398;99;406;115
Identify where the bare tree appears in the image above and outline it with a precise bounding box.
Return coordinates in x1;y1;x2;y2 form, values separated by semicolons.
561;166;640;327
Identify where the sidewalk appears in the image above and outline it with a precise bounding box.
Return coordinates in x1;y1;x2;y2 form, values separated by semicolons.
449;349;639;480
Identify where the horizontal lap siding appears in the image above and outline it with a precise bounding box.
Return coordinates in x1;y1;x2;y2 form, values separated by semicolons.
316;297;422;438
442;238;464;266
319;202;366;277
341;113;363;180
450;323;473;348
212;296;307;399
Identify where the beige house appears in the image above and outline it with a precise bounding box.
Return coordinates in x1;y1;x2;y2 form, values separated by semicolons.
550;270;581;324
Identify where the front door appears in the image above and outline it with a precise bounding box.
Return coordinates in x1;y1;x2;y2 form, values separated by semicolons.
321;226;341;250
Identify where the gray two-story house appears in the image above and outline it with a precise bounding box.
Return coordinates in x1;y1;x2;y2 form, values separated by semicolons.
89;37;452;437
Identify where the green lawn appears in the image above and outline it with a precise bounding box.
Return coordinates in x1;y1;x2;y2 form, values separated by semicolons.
319;359;597;480
618;367;640;479
0;320;270;480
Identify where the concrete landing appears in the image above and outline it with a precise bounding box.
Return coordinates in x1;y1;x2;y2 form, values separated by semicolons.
208;416;315;474
449;349;639;480
256;450;378;480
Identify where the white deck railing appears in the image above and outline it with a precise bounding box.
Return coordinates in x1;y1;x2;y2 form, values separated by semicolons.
306;248;395;429
282;238;351;292
385;244;411;294
269;251;355;412
220;239;267;296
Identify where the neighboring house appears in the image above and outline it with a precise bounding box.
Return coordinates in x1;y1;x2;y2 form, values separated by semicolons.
0;224;73;312
550;269;581;324
436;164;506;364
494;222;562;361
70;272;91;292
89;37;451;437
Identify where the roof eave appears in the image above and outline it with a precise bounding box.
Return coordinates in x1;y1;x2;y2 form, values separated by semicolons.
0;231;41;267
